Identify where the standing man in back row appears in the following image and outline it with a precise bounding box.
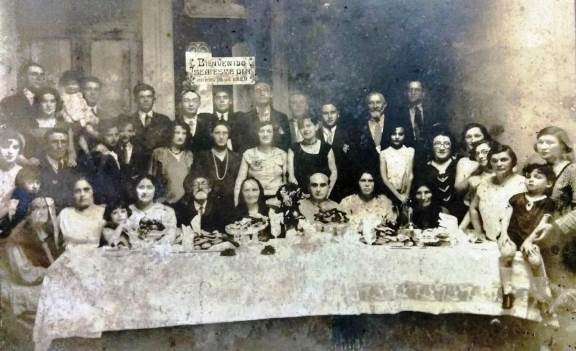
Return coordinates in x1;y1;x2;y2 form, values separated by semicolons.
120;83;172;156
211;88;240;151
238;82;290;152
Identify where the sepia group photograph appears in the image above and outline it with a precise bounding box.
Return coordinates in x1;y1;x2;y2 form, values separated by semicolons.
0;0;575;350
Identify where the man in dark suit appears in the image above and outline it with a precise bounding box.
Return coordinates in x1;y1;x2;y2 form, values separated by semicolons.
176;89;216;153
81;76;111;120
351;92;391;177
172;175;226;232
238;82;290;152
395;80;446;150
117;118;148;179
38;128;77;210
317;102;354;202
288;92;309;144
0;62;46;130
119;83;172;155
211;88;241;151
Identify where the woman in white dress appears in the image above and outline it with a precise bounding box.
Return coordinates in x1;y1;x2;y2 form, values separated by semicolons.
58;177;105;251
235;120;287;205
470;144;526;241
126;174;177;244
340;171;397;225
454;123;492;194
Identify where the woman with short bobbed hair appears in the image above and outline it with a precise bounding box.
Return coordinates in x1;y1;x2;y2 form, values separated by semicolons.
534;126;576;214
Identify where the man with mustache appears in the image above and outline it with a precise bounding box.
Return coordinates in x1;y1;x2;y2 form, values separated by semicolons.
351;92;390;186
172;175;225;232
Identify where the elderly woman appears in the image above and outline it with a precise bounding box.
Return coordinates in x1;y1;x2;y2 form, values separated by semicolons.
234;120;287;206
534;126;576;214
234;177;270;220
127;174;177;243
454;123;492;194
420;130;463;219
406;179;449;229
287;116;337;194
4;196;60;318
0;129;24;236
340;170;396;225
58;176;105;251
470;144;526;241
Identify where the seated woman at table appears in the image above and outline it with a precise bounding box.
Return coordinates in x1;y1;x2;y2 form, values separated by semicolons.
287;116;337;195
340;170;397;225
126;174;177;244
58;176;106;251
4;196;60;319
230;177;272;239
469;144;526;242
234;121;287;206
405;179;449;229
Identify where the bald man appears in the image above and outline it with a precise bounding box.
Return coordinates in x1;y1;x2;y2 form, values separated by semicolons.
298;172;341;224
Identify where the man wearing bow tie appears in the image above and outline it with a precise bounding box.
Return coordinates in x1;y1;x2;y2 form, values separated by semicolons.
120;83;172;156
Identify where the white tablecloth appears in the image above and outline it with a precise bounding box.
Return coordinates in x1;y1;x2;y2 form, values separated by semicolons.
33;240;541;351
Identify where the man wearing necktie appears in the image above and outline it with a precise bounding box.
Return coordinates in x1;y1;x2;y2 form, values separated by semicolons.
175;89;216;152
394;80;447;165
120;83;171;156
318;103;353;201
288;92;309;144
212;88;240;150
237;82;290;152
0;63;45;130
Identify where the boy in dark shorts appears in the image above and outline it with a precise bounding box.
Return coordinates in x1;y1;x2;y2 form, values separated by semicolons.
499;163;556;311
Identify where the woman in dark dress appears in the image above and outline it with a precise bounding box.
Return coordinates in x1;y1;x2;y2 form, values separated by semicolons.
419;130;463;219
190;121;240;212
408;179;449;229
287;116;337;194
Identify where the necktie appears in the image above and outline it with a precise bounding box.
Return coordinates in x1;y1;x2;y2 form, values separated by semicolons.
144;115;152;127
58;159;65;171
327;128;334;145
414;107;423;140
373;120;382;148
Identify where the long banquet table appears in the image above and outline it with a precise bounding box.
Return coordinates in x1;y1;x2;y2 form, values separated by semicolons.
33;239;541;351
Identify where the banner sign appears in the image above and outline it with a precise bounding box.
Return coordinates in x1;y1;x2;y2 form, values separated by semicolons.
186;55;256;85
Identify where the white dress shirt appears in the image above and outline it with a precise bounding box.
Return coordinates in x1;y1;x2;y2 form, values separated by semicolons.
23;88;35;105
216;112;228;122
183;115;198;136
322;126;337;145
138;110;154;127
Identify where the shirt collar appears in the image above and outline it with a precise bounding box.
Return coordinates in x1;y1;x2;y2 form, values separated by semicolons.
45;155;61;172
23;88;35;105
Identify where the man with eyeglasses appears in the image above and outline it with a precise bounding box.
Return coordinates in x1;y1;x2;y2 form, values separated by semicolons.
1;63;46;130
172;174;226;232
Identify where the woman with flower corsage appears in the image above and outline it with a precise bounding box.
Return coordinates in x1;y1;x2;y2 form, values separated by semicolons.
126;174;177;244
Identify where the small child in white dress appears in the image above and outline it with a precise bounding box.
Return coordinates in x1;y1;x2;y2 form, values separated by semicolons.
379;124;414;204
59;71;99;153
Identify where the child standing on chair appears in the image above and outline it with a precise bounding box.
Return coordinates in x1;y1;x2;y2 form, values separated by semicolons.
498;163;556;311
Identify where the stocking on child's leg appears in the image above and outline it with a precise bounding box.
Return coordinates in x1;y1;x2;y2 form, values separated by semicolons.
498;238;517;309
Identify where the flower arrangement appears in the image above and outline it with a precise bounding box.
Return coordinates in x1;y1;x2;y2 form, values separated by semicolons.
275;183;306;232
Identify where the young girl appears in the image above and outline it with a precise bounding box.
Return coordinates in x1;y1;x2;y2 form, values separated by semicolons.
499;164;556;311
149;122;194;204
101;201;133;248
9;166;42;228
380;124;414;204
